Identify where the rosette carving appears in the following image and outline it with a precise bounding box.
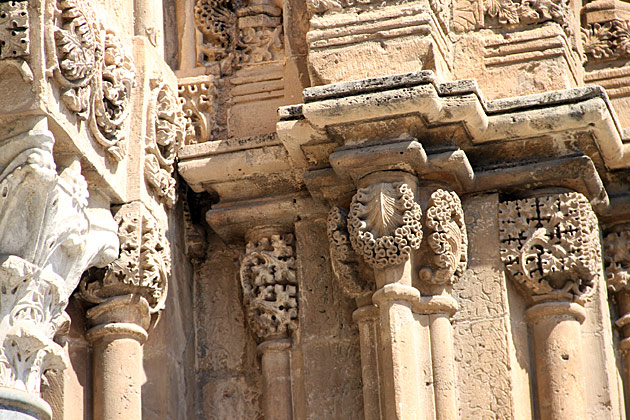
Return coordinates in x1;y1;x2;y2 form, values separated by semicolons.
604;231;630;293
498;192;601;301
0;125;118;393
327;207;374;298
50;0;135;160
79;202;170;313
240;234;298;341
348;183;423;269
420;189;468;285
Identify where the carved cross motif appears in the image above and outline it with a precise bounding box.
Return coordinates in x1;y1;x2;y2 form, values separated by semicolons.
0;1;29;59
348;182;423;269
498;192;601;301
240;234;298;341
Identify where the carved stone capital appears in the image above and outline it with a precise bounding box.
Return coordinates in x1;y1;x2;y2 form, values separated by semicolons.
348;182;423;270
498;192;601;303
0;122;119;394
79;202;170;314
240;232;298;342
419;189;468;285
326;206;375;299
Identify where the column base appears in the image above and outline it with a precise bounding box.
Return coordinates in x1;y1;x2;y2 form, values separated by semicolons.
0;388;52;420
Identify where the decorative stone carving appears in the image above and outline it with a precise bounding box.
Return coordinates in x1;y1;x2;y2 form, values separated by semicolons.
0;1;29;59
348;182;423;269
327;206;374;298
0;125;119;394
50;0;135;160
79;202;170;313
194;0;240;66
240;234;298;341
420;189;468;285
498;192;601;301
582;20;630;61
145;79;185;207
604;231;630;293
178;77;217;144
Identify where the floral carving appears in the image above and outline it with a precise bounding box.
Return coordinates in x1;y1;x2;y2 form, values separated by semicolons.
582;20;630;61
0;126;118;393
327;207;374;298
0;1;29;59
420;190;468;285
498;192;601;301
237;26;283;65
348;183;423;269
145;80;185;207
178;77;217;144
603;231;630;293
79;202;170;313
194;0;240;66
240;234;298;341
50;0;135;160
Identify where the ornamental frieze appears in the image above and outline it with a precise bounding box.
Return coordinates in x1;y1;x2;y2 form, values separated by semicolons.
0;1;29;59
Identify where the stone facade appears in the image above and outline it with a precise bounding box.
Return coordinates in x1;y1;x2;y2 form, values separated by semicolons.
1;0;630;419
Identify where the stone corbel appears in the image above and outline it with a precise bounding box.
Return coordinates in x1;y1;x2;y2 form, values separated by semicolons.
78;201;170;420
0;119;119;420
498;191;601;420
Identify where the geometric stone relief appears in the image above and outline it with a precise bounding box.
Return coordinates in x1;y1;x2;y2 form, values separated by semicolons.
326;206;374;298
239;234;298;342
79;202;171;313
178;77;217;144
419;189;468;285
0;1;29;59
48;0;136;161
582;20;630;61
348;182;423;269
604;230;630;293
145;79;185;207
0;126;119;394
498;192;601;302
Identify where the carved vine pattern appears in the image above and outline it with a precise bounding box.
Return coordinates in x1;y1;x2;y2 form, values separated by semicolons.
178;78;217;144
194;0;240;67
327;206;374;298
420;189;468;285
51;0;136;160
0;1;29;59
498;192;601;301
582;20;630;61
240;234;298;341
348;182;423;269
604;231;630;293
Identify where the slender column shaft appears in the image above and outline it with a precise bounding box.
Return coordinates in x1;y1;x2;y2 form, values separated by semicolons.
258;338;293;420
526;302;587;420
429;313;457;420
353;303;383;420
134;0;164;52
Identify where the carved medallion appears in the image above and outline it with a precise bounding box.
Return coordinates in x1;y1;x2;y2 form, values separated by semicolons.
240;234;298;341
498;192;601;301
348;182;423;269
420;189;468;285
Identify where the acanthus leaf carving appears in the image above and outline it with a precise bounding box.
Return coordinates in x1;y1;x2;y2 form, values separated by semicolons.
348;182;423;269
582;19;630;61
327;206;375;299
50;0;135;160
0;1;29;60
604;231;630;293
178;77;217;144
79;202;170;314
240;234;298;342
420;189;468;285
0;126;119;393
498;192;601;302
194;0;240;68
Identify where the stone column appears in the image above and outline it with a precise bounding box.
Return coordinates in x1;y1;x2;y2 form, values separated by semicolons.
0;121;119;420
417;189;468;420
603;229;630;395
239;230;297;420
347;172;425;420
498;192;602;420
134;0;164;52
79;202;170;420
